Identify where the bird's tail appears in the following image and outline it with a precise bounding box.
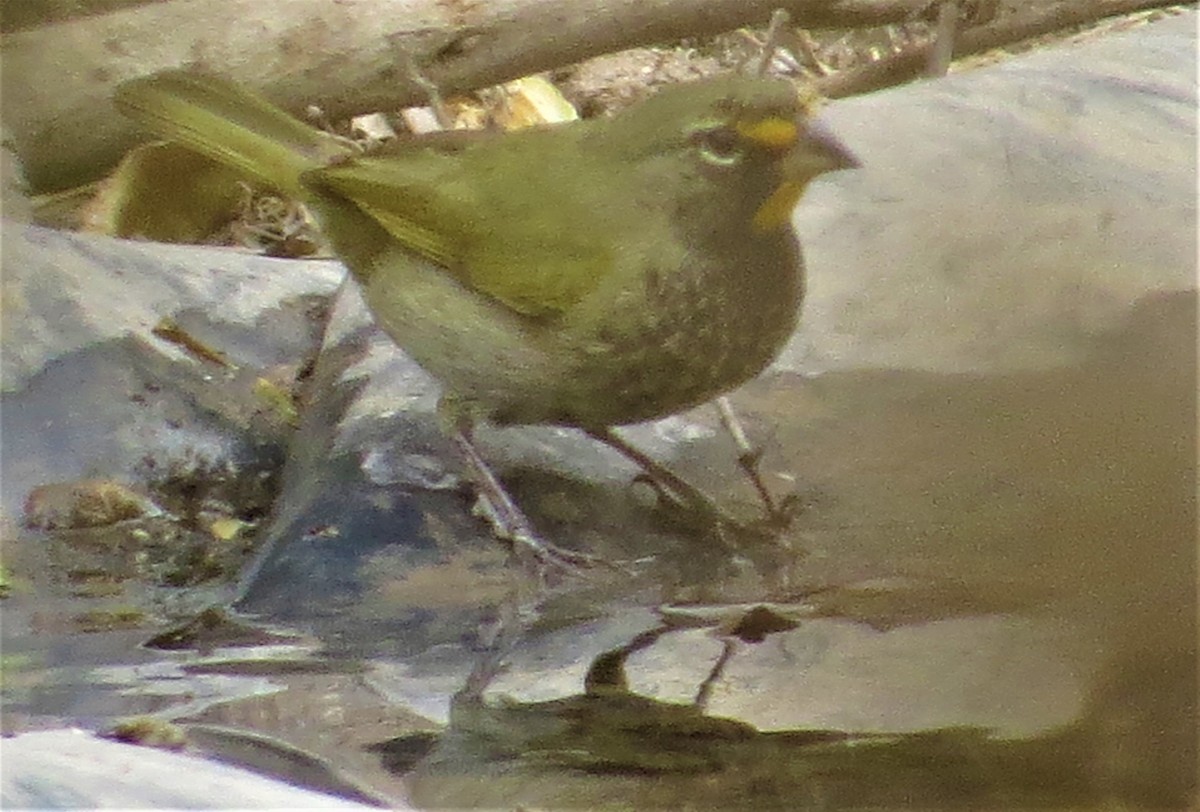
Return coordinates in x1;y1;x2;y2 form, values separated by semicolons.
114;70;350;199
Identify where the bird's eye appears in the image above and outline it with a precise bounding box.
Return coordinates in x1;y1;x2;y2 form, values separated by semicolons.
691;126;744;166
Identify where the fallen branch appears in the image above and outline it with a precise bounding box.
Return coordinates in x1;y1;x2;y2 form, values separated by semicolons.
816;0;1183;98
5;0;933;194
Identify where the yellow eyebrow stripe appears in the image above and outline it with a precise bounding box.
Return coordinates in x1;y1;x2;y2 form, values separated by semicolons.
736;117;797;150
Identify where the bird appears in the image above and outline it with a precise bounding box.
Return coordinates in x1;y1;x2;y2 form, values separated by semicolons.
115;70;859;573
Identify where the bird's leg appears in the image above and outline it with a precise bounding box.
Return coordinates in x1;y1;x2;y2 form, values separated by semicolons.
715;396;805;528
585;427;752;541
715;397;804;530
714;396;778;514
452;424;606;577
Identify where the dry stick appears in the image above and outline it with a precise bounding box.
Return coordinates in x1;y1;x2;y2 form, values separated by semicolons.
788;28;833;76
403;50;456;131
926;1;959;77
817;0;1180;98
756;8;793;77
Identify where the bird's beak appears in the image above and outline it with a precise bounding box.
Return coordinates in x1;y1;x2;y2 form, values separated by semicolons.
751;117;858;232
793;117;860;173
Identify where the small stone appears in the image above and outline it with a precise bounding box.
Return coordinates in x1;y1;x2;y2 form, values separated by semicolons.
23;480;160;530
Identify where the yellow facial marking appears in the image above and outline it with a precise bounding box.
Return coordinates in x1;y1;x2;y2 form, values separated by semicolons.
735;117;797;151
753;180;804;232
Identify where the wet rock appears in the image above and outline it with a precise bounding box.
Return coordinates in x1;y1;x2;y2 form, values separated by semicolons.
1;222;343;523
0;728;383;809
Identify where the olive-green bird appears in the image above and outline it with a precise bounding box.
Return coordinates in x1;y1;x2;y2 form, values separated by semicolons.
115;70;857;569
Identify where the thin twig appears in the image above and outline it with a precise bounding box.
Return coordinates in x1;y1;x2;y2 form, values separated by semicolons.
402;50;454;130
756;8;792;76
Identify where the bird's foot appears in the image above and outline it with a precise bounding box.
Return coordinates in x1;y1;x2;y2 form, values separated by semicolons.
630;469;753;542
455;426;635;581
590;424;801;551
715;396;805;531
468;480;601;580
486;505;609;577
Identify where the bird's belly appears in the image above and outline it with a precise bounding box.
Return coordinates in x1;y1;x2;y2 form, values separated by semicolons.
502;274;802;427
356;240;801;429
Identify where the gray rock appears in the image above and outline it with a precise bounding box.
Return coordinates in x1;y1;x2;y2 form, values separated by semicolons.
0;728;382;809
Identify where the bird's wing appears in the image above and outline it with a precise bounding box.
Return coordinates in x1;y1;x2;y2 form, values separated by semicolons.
308;133;620;320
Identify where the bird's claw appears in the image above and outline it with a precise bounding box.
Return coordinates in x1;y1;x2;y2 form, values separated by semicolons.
508;530;637;579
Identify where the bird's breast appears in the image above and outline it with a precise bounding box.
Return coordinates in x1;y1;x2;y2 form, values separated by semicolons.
526;231;804;427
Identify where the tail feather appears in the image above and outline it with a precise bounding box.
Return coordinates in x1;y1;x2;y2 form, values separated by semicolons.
114;71;349;199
